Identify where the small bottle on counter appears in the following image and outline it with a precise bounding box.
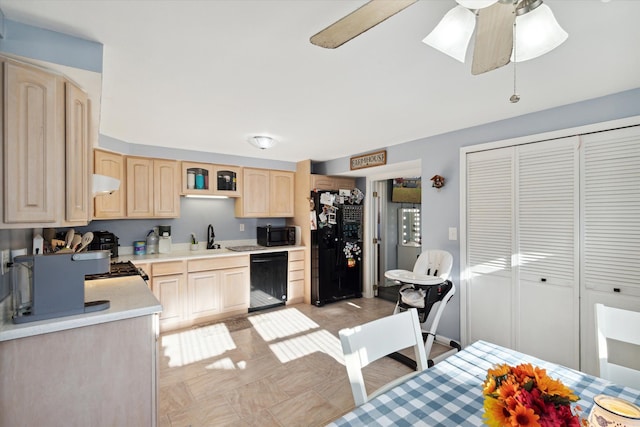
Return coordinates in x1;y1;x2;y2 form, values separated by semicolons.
146;229;159;254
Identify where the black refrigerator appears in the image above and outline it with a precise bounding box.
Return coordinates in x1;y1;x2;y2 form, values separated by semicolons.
311;190;364;306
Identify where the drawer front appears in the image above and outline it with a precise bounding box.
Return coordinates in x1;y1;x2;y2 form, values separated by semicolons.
289;250;304;261
289;260;304;272
151;260;185;276
288;279;305;301
188;255;249;273
289;269;304;282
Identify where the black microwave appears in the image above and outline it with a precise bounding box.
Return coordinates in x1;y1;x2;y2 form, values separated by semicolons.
257;226;296;247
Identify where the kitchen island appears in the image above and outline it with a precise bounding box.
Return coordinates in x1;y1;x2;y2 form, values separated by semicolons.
0;276;161;426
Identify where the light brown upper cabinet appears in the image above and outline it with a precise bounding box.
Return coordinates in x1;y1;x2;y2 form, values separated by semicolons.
310;174;356;191
180;161;242;197
65;81;91;223
235;168;294;218
94;149;126;219
3;60;59;224
126;156;180;218
1;56;91;228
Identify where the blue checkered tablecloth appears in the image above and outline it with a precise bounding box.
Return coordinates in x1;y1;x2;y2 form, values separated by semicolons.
328;340;640;427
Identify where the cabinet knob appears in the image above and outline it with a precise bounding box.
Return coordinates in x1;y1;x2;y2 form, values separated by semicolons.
613;288;621;293
540;278;547;282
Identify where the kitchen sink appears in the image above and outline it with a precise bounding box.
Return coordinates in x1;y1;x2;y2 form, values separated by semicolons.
226;245;266;252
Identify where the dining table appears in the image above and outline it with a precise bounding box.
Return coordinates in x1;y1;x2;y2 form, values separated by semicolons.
328;340;640;426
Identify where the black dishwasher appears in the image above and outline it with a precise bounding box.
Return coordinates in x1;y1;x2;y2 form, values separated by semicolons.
249;251;288;312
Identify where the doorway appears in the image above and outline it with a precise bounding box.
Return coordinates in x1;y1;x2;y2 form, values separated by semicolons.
373;180;423;303
362;160;421;301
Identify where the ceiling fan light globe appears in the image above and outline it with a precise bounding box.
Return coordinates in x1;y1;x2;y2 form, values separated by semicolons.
511;4;568;62
456;0;499;9
422;6;476;63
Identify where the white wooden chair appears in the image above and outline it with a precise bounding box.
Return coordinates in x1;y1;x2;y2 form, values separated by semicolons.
338;308;428;406
595;303;640;389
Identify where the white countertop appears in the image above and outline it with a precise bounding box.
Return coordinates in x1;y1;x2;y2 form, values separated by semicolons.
0;243;305;342
0;276;161;342
115;243;305;264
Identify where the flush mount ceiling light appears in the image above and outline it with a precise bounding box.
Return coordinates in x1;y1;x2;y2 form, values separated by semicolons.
248;136;277;150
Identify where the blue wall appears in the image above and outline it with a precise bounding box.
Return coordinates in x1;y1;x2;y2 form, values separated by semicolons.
318;88;640;340
0;19;102;72
75;197;286;248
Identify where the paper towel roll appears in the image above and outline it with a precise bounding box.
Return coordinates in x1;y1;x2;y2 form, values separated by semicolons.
11;248;27;260
294;225;301;246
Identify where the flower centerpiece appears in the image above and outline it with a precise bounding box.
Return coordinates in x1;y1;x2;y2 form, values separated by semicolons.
482;363;585;427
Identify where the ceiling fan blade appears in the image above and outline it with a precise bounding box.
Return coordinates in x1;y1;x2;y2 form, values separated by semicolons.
471;1;516;75
311;0;417;49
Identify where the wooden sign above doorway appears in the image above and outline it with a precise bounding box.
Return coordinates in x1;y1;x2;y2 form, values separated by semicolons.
350;150;387;170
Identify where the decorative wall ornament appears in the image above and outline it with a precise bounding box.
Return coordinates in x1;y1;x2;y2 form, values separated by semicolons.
431;175;445;189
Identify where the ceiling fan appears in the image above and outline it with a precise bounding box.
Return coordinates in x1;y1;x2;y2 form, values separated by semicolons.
310;0;568;75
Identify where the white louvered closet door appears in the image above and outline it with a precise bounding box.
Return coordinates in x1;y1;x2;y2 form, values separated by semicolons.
580;126;640;376
465;148;515;348
516;137;580;369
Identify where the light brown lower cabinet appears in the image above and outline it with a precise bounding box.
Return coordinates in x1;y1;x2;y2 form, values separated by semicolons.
288;249;305;304
0;315;158;426
151;260;187;332
149;256;250;332
188;256;250;318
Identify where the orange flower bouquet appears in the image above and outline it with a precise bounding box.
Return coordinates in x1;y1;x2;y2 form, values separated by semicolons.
482;363;585;427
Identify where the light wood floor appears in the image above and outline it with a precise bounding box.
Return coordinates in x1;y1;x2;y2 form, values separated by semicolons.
157;297;449;427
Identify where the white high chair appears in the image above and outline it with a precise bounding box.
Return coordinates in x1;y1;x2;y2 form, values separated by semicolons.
384;249;461;368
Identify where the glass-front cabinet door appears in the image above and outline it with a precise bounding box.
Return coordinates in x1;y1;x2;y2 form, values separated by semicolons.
181;162;242;197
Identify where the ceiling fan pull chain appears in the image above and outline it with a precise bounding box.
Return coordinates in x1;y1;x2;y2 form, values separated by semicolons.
510;18;520;103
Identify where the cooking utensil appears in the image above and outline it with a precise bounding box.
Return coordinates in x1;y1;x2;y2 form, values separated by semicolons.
51;239;66;250
64;229;75;249
43;228;56;242
76;232;94;253
57;229;77;253
43;228;56;252
71;234;82;251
